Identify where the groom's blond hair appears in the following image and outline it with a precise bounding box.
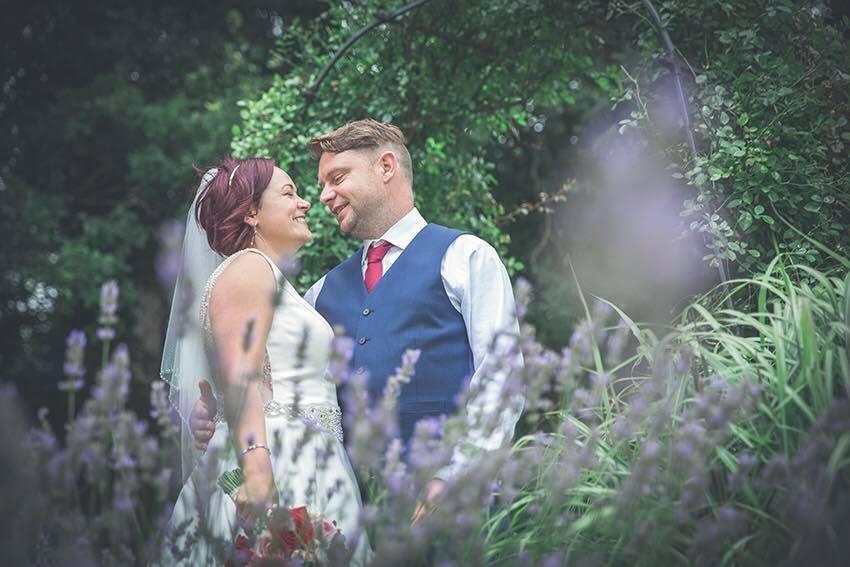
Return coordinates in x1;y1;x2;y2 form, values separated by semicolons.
309;119;413;183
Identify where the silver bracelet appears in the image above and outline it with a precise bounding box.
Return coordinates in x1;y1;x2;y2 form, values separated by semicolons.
241;443;271;456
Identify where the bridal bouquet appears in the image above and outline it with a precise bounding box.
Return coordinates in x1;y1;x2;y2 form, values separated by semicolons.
226;505;350;566
220;471;351;566
218;468;352;567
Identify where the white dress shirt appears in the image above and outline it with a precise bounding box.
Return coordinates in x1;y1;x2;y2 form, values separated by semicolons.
303;208;524;480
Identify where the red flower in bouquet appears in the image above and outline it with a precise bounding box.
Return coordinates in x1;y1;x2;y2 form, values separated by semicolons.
277;506;315;553
230;535;255;566
318;517;339;543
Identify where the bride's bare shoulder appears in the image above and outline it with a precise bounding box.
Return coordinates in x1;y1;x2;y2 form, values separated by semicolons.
210;252;276;306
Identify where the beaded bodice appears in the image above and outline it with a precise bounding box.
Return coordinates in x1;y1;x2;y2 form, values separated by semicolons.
200;248;343;442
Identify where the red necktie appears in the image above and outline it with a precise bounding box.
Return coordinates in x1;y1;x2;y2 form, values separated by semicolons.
364;240;393;292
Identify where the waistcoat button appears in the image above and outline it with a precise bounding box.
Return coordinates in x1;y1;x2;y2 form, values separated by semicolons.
362;308;371;316
358;337;367;345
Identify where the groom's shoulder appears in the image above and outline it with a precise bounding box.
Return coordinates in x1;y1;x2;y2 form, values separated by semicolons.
424;223;476;247
426;225;507;269
431;226;507;269
322;247;362;277
428;223;488;249
428;222;467;235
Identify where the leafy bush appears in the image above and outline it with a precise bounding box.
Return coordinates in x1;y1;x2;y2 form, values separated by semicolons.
230;0;627;291
614;0;850;275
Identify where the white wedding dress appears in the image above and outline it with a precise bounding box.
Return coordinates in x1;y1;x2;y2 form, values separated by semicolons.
160;248;368;565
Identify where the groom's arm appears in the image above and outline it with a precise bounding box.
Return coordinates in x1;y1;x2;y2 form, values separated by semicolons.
435;236;525;482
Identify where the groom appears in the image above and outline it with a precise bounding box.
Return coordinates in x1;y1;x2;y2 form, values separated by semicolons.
191;119;523;513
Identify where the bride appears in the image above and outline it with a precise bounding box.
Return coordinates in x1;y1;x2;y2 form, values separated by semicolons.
158;158;368;565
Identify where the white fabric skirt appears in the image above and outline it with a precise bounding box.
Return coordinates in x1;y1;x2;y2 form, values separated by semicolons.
159;415;368;566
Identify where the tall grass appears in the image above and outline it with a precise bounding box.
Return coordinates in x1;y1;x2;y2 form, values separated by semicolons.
481;256;850;565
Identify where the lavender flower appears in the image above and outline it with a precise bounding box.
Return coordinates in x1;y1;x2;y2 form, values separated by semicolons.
401;348;421;369
344;370;403;475
92;343;131;411
277;254;302;276
59;329;87;395
328;334;355;383
57;378;84;392
97;280;119;341
96;326;115;341
590;298;614;325
63;329;86;378
99;280;119;319
156;220;184;290
241;316;256;352
149;380;176;436
408;417;451;472
689;504;749;566
381;349;421;412
542;550;565;567
568;318;595;357
513;277;531;320
606;318;631;363
382;438;409;495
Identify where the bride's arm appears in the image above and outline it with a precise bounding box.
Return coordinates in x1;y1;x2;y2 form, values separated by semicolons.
208;253;278;517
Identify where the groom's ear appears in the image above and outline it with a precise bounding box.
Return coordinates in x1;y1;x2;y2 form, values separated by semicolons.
376;150;398;182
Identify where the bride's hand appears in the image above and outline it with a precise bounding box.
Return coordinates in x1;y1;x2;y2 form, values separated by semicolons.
236;453;278;526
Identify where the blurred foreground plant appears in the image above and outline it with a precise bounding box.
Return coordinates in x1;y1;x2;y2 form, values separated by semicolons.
1;282;177;565
2;252;848;565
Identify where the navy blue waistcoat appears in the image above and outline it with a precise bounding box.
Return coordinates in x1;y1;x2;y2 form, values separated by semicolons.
315;224;474;444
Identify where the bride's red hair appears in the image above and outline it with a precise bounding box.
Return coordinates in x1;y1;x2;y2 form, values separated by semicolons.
194;157;275;256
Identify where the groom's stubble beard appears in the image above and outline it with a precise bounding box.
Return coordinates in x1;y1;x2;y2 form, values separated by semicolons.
336;206;374;240
338;194;387;241
341;208;379;240
346;204;403;241
335;205;361;238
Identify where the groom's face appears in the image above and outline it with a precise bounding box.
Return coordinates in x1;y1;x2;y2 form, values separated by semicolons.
318;149;384;238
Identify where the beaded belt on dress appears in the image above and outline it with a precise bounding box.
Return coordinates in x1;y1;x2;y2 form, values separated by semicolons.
213;399;344;443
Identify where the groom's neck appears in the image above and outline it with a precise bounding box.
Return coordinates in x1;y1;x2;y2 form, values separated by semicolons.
363;204;414;241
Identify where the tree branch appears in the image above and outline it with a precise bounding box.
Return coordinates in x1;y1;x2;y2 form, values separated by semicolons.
305;0;431;101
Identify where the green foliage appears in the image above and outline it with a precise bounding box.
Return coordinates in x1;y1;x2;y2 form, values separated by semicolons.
615;0;850;275
232;0;621;290
1;3;294;395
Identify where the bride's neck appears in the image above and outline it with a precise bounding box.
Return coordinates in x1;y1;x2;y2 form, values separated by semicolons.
251;237;298;267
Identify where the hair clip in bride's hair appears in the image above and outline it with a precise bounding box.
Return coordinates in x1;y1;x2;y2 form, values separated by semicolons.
228;164;242;188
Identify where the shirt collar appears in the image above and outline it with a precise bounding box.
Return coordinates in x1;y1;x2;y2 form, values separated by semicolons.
361;208;427;265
